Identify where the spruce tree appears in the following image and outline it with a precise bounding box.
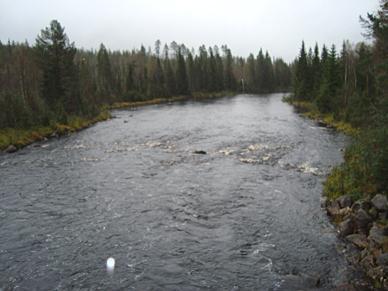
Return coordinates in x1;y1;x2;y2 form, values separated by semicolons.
35;20;80;118
175;48;189;95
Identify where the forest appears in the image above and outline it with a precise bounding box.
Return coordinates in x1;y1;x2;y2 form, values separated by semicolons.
0;21;291;133
291;1;387;200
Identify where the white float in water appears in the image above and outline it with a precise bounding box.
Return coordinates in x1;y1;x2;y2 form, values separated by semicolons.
107;257;115;273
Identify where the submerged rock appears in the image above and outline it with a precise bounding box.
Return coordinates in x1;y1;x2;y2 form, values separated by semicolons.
371;194;388;211
5;145;17;153
193;150;207;155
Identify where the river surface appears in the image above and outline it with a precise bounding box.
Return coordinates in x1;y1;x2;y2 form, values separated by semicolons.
0;94;355;290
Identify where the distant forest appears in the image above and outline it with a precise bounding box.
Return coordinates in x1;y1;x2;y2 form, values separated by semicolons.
0;21;291;128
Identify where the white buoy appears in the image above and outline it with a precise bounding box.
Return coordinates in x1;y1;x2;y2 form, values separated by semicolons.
107;257;115;273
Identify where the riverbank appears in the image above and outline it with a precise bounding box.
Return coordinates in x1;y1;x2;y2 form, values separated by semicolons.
0;91;235;153
284;96;388;289
283;96;358;136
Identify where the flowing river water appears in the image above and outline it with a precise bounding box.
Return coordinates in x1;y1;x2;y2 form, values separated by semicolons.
0;94;362;290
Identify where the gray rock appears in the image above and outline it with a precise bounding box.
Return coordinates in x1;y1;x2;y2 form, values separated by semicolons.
368;224;386;246
339;218;354;236
346;234;368;249
336;195;353;209
377;253;388;266
4;144;17;153
371;194;388;211
354;209;372;233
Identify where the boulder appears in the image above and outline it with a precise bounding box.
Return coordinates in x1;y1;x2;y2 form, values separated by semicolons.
336;195;353;209
4;144;17;153
354;209;373;233
339;218;355;236
368;224;387;246
346;234;368;249
371;194;388;211
193;150;207;155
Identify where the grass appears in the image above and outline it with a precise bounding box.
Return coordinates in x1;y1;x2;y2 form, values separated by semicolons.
284;98;359;136
0;110;111;151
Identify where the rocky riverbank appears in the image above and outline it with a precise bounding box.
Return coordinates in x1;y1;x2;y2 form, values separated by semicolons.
326;194;388;289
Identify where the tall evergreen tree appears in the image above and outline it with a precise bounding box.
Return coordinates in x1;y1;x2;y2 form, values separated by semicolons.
175;49;189;95
35;20;80;118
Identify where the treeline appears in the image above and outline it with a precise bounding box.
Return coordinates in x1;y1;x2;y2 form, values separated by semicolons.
0;20;291;129
292;0;388;196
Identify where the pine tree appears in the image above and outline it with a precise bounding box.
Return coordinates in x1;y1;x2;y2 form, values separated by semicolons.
294;41;309;99
35;20;80;118
97;43;113;102
175;48;189;95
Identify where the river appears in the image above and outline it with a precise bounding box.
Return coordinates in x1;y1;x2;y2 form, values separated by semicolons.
0;94;358;290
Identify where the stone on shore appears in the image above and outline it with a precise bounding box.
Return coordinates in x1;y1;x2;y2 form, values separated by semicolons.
346;234;368;249
371;194;388;211
5;144;17;153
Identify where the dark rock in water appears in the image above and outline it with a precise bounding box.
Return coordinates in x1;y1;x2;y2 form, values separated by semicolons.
371;194;388;211
316;120;326;127
354;209;372;234
339;218;355;237
123;120;128;123
346;234;368;249
193;150;207;155
279;273;321;290
337;195;353;209
5;145;17;153
377;253;388;266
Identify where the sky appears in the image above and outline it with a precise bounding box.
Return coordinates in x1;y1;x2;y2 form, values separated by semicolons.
0;0;380;62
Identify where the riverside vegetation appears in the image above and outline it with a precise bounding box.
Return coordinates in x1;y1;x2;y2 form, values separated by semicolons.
0;21;291;151
288;1;388;288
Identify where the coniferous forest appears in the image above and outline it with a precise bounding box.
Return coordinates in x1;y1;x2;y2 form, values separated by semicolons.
0;20;291;131
291;0;387;200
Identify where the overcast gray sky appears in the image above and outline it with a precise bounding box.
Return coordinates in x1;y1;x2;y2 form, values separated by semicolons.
0;0;380;61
